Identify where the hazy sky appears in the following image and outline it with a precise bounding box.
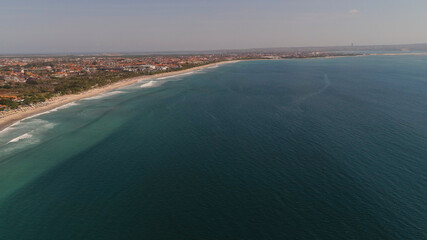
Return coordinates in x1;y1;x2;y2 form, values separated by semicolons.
1;0;426;53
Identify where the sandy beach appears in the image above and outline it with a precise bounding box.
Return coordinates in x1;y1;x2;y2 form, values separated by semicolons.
0;61;239;132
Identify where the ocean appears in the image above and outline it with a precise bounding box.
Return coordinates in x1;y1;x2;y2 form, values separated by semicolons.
0;56;426;239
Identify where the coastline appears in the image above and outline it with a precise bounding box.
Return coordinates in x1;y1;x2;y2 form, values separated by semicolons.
0;60;239;132
2;52;425;132
368;52;427;56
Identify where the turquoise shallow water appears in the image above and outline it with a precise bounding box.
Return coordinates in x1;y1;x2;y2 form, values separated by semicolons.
0;56;426;239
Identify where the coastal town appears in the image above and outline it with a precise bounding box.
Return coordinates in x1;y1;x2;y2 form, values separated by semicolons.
0;51;358;111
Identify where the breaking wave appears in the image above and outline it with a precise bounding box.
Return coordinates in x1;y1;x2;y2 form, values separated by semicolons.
7;133;33;144
140;81;160;88
30;102;80;119
157;71;198;80
0;119;57;155
83;91;125;100
207;65;219;69
0;102;79;137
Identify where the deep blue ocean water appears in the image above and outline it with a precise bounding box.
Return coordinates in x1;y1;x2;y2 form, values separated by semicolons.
0;56;426;239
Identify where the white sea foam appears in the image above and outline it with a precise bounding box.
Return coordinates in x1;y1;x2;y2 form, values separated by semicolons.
0;96;83;140
29;102;80;119
140;71;202;88
83;91;125;100
0;102;79;138
52;102;79;111
7;133;33;144
140;81;161;88
0;118;33;136
0;122;20;135
1;119;57;149
157;71;197;80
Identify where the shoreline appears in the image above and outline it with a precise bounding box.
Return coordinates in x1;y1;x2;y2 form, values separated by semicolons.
0;60;239;132
2;52;425;132
367;52;427;56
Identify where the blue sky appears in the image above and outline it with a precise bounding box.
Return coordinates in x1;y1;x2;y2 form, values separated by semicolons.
1;0;426;53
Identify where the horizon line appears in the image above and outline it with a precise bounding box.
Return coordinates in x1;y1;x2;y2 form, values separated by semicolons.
1;42;427;56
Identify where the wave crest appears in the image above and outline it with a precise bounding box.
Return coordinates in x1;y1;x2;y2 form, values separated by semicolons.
8;133;33;144
140;81;160;88
83;91;125;100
